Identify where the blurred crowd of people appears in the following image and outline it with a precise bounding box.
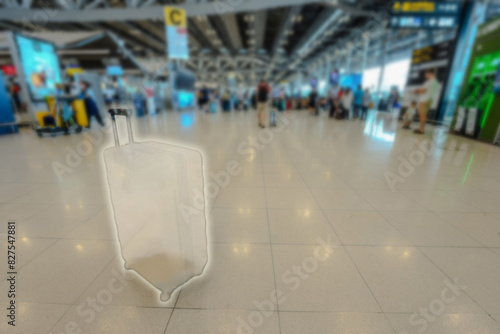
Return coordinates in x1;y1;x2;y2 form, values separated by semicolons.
197;80;382;128
196;74;446;135
307;84;373;121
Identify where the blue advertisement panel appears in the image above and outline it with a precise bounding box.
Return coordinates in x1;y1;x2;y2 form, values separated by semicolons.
14;34;62;101
340;73;363;91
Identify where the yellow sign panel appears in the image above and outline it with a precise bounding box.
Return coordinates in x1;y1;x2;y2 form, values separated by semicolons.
393;1;436;13
165;6;187;28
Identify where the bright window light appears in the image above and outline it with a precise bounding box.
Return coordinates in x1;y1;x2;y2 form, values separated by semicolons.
362;67;381;91
380;58;411;93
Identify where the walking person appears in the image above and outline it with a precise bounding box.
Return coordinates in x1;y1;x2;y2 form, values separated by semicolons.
340;88;354;120
413;69;439;134
329;83;340;118
199;85;210;112
360;88;371;120
308;88;318;116
8;77;22;112
79;81;105;128
353;84;364;119
257;79;271;128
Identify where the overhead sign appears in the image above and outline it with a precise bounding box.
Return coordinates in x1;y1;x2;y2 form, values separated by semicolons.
390;1;461;29
164;6;189;60
390;15;458;29
391;1;461;14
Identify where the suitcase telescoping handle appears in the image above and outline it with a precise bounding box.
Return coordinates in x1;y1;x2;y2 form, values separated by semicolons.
108;109;134;147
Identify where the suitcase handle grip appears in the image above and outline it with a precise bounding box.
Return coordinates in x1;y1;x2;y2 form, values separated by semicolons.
108;108;134;147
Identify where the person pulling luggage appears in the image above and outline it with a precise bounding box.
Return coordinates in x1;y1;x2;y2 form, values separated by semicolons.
257;79;271;128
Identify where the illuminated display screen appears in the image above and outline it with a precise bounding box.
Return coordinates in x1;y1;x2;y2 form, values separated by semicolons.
392;1;460;14
106;65;124;76
390;1;461;29
494;64;500;93
177;91;194;109
14;34;62;101
390;15;458;29
393;1;435;13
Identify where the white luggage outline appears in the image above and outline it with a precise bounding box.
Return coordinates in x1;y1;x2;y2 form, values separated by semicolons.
104;109;208;302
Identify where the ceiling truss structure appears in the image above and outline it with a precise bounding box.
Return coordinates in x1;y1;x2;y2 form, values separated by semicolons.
187;54;302;79
0;0;459;86
0;0;372;21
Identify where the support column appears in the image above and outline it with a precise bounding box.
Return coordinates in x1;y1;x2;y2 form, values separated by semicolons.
361;39;369;73
376;31;389;95
346;49;352;74
439;1;488;124
416;30;426;49
169;59;176;111
325;55;331;92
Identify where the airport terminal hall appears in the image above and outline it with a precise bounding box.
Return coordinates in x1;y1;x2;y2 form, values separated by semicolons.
3;0;500;333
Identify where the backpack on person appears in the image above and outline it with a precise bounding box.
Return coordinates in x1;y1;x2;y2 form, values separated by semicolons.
258;85;269;102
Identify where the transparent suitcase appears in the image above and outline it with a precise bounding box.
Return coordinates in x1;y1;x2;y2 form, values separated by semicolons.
104;109;208;301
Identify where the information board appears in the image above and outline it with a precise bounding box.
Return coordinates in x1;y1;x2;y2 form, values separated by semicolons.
164;6;189;60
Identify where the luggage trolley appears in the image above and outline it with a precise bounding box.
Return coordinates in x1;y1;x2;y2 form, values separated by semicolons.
269;107;278;127
36;95;83;137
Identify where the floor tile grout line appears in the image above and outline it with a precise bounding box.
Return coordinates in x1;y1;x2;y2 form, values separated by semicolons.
274;131;397;332
399;188;490;214
343;245;399;334
332;181;487;332
415;245;492;317
432;211;500;248
316;203;397;333
444;189;496;214
350;188;494;321
389;210;491;249
0;183;47;203
0;202;58;224
44;253;121;334
378;206;494;248
14;237;62;273
163;288;181;334
207;241;500;248
57;205;108;240
260;145;283;334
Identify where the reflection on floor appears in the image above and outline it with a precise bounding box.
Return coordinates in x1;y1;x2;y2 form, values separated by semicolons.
1;109;500;334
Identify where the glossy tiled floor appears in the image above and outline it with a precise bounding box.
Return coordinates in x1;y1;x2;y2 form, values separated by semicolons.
1;109;500;333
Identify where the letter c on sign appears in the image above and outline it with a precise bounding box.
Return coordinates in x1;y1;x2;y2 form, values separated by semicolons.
170;10;182;26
